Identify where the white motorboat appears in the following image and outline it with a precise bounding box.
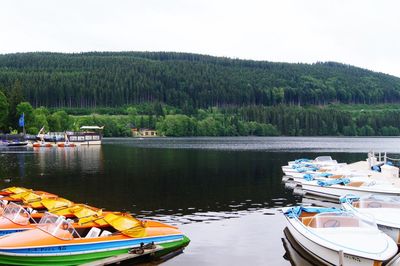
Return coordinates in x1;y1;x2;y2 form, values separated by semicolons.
341;195;400;244
288;156;340;167
282;165;341;177
282;162;346;177
297;177;400;198
283;206;398;266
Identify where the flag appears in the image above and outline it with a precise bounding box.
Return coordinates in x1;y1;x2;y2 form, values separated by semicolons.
18;113;25;127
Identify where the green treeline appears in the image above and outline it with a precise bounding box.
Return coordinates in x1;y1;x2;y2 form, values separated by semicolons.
3;101;400;137
0;52;400;109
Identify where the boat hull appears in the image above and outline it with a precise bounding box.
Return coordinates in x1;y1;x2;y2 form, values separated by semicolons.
0;236;189;266
299;181;400;198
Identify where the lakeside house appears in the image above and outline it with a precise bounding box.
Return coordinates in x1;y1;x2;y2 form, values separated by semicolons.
131;128;158;137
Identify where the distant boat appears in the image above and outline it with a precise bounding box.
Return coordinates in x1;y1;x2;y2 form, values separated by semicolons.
32;141;54;148
31;126;104;147
64;126;104;146
57;140;76;148
6;140;28;147
0;134;28;148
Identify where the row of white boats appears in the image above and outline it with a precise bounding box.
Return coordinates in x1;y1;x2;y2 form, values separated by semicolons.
281;155;400;265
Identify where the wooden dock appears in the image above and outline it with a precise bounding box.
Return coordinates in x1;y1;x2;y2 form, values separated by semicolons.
80;245;163;266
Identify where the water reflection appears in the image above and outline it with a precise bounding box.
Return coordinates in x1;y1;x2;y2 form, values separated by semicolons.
282;228;318;266
32;145;103;174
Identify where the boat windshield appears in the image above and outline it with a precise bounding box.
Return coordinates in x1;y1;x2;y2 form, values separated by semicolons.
356;195;400;209
3;202;31;225
0;200;7;215
38;213;81;240
303;212;377;229
314;156;333;162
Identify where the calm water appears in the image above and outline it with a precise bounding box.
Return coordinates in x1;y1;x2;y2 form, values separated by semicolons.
0;137;399;265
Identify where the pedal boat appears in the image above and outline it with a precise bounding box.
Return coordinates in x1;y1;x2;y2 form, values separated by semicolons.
341;194;400;244
0;212;189;266
283;206;397;266
0;202;108;237
57;141;76;148
32;142;54;148
0;192;74;217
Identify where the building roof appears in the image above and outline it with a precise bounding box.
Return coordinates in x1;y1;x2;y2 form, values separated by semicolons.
80;126;104;130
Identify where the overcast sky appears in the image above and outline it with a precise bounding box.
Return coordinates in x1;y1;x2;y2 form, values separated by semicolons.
1;0;399;77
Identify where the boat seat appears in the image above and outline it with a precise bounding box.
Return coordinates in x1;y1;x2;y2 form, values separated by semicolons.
302;217;317;227
100;230;112;237
302;216;360;228
85;227;101;238
330;175;344;179
347;181;365;187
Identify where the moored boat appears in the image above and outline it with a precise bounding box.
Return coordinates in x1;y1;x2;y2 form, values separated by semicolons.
0;212;189;265
283;206;398;265
296;177;400;198
341;194;400;244
0;202;106;237
32;141;54;148
57;141;76;148
65;126;103;146
6;141;28;147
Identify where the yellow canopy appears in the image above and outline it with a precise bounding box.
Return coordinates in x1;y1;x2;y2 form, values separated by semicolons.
3;187;29;194
51;204;99;217
10;191;34;200
102;213;146;238
21;192;43;202
34;197;74;210
51;204;103;225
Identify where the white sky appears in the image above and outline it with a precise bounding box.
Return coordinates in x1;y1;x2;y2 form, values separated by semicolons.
1;0;399;77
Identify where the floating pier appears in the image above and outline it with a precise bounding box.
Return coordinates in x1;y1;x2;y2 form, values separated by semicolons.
80;244;163;266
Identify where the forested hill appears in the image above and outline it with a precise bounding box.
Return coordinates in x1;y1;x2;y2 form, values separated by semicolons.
0;52;400;108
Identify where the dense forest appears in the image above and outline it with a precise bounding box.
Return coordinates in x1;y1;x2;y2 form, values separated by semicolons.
0;52;400;108
1;52;400;137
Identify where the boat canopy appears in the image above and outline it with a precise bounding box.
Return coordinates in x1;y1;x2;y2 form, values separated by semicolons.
2;187;29;194
295;166;318;173
317;178;350;187
303;212;377;229
51;204;103;224
38;213;81;240
285;206;339;218
31;197;74;210
10;191;41;202
80;126;104;130
303;172;333;181
3;202;31;226
294;158;311;163
95;213;146;238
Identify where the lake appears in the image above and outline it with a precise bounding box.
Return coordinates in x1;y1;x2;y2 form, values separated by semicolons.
0;137;399;265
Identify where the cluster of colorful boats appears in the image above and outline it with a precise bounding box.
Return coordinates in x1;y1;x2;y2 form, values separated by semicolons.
0;187;189;265
282;155;400;265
